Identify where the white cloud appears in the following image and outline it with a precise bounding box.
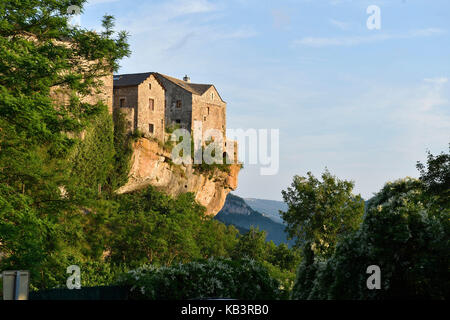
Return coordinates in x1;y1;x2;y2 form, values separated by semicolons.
109;0;258;73
214;27;258;40
329;19;351;30
86;0;119;6
329;0;353;5
293;28;445;47
164;0;218;17
424;77;448;85
272;75;450;199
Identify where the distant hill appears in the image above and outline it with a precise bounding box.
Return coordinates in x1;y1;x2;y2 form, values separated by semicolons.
243;198;287;224
215;194;295;247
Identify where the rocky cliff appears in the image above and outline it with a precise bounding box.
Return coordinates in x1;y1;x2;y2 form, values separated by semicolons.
218;193;254;216
116;138;241;216
215;193;295;246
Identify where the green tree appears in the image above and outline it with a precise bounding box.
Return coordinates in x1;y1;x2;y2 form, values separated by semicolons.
232;227;268;261
108;188;202;266
416;144;450;209
0;0;129;289
107;187;241;267
196;218;239;259
281;169;364;257
267;243;301;272
292;177;449;300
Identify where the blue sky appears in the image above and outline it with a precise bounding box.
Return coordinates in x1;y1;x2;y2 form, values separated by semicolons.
81;0;449;201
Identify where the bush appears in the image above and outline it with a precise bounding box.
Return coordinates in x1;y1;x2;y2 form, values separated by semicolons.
262;261;296;300
117;258;281;300
291;178;450;300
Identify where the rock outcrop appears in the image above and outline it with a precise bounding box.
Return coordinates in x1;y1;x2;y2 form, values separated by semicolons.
218;193;254;216
116;138;241;216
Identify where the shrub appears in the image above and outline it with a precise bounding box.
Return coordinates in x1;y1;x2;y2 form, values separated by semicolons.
117;258;281;300
291;178;450;300
262;261;296;300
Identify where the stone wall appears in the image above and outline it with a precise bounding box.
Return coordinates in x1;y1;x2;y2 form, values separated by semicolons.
50;73;113;114
136;74;165;142
156;76;193;131
82;74;113;114
192;86;226;140
46;38;113;115
118;107;135;132
113;86;139;131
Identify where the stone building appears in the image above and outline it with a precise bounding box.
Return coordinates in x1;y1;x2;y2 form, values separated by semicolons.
112;72;226;142
51;72;113;114
113;73;166;142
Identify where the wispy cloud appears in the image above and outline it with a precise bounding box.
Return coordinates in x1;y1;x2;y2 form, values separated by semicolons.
293;28;445;47
108;0;258;74
164;0;218;18
86;0;120;6
329;0;353;5
329;19;351;30
214;26;258;39
424;77;448;85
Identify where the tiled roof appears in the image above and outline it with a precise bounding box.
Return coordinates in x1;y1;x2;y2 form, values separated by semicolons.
155;73;213;96
113;72;154;87
113;72;218;98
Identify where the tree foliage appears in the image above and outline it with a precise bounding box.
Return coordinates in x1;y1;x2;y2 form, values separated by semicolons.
292;174;449;300
0;0;130;289
118;258;281;300
416;144;450;208
281;169;365;257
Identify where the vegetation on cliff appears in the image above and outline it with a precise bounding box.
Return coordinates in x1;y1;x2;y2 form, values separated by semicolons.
1;0;447;300
0;0;129;289
0;1;296;296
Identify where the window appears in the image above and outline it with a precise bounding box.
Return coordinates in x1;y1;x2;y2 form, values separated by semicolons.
176;100;182;108
207;107;210;115
119;98;125;108
149;83;152;90
203;116;207;121
149;123;154;134
211;92;214;100
149;98;154;112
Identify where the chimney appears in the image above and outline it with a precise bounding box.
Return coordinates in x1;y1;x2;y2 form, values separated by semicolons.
183;75;190;83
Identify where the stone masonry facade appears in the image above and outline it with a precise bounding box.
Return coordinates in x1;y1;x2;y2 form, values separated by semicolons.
113;73;236;161
113;73;165;142
113;73;226;139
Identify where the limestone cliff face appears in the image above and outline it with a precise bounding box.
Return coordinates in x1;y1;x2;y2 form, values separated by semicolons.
218;193;254;216
116;138;241;216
